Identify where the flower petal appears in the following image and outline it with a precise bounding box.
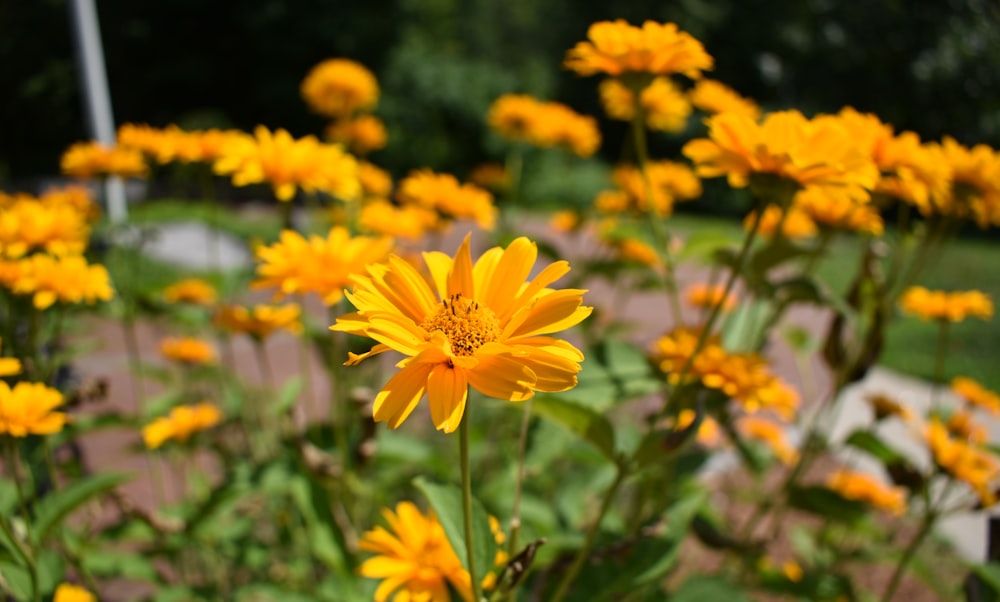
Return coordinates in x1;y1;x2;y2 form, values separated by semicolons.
421;251;452;299
503;289;593;339
466;351;536;401
447;234;475;299
508;344;582;392
372;363;433;429
480;237;536;318
427;365;469;433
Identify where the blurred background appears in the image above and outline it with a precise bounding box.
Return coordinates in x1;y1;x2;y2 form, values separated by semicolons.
3;0;1000;200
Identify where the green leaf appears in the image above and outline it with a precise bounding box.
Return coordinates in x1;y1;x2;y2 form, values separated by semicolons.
287;475;349;575
35;549;66;595
32;472;132;545
531;395;617;461
971;562;1000;600
413;477;497;581
671;575;751;602
0;560;33;600
843;430;904;463
720;299;772;353
82;550;159;582
273;376;304;417
786;485;870;525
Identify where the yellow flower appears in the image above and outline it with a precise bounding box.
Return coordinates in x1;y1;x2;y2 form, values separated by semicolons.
951;376;1000;415
213;126;361;202
613;237;661;268
684;283;737;312
864;393;913;421
936;137;1000;228
253;227;394;306
926;418;1000;506
548;210;581;234
60;141;148;179
744;205;818;240
673;408;722;447
599;77;691;133
564;20;713;78
53;583;96;602
215;303;303;340
359;501;477;601
9;254;114;310
652;327;799;420
360;200;439;241
792;186;885;236
301;58;379;118
333;235;592;433
163;278;218;306
358;161;394;198
899;287;994;322
0;381;67;437
683;110;878;205
118;124;239;165
947;410;988;444
0;338;21;377
688;79;761;120
159;336;216;365
143;402;222;449
0;195;91;258
595;161;702;217
37;184;101;222
826;468;907;515
737;415;798;465
396;170;498;230
324;114;388;155
467;163;510;192
487;95;601;157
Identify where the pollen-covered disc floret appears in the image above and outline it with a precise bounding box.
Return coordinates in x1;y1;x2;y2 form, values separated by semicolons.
422;294;501;357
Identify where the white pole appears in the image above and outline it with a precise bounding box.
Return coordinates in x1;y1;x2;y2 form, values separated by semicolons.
68;0;127;222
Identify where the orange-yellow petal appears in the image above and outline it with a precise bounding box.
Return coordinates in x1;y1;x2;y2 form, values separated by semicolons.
427;365;469;433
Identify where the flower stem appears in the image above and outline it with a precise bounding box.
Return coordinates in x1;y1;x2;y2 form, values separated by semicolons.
508;397;533;558
549;465;626;602
460;409;484;602
881;512;936;602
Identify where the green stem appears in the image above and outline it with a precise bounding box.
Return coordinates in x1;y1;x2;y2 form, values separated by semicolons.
507;398;533;558
4;438;39;602
460;409;484;602
328;304;351;470
931;320;950;412
549;466;626;602
881;512;936;602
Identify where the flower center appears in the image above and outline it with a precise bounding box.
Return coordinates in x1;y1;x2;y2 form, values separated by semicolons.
421;294;501;356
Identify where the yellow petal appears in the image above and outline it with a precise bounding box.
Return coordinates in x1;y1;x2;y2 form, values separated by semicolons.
480;237;536;318
372;363;433;429
503;290;592;339
508;345;581;392
447;234;475;299
466;352;535;401
510;336;586;361
427;365;469;434
421;251;452;299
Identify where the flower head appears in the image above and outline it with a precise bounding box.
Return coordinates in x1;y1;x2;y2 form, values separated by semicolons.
54;583;96;602
738;415;798;465
951;377;1000;415
688;79;761;120
360;200;439;241
333;235;592;433
143;402;222;449
745;206;818;240
684;282;738;312
926;418;1000;506
595;161;701;218
60;141;148;179
599;77;691;132
0;381;67;437
215;303;303;340
936;137;1000;228
825;469;907;515
301;58;380;118
324;114;388;155
488;94;601;157
253;227;394;305
0;194;91;259
899;287;993;322
396;170;498;230
159;336;216;365
163;278;218;306
564;20;713;78
7;254;114;310
0;338;20;377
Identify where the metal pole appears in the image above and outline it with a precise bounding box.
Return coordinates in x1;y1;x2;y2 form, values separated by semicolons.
68;0;127;222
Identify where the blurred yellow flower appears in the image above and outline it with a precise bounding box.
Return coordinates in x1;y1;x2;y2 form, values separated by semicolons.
673;408;722;447
159;336;217;365
599;76;691;133
60;140;148;179
947;410;988;444
936;137;1000;228
358;160;394;198
163;278;217;306
333;235;591;433
826;468;907;515
926;418;1000;506
324;114;388;155
53;583;96;602
488;94;601;157
745;205;818;240
118;123;239;165
793;186;885;236
396;170;498;230
143;402;222;449
595;160;701;218
688;79;761;120
215;303;303;340
0;381;67;437
301;58;379;118
0;195;91;258
951;376;1000;415
359;501;477;601
8;254;114;310
213;126;360;202
652;327;799;420
360;200;439;240
548;209;581;234
0;338;20;377
253;227;394;305
564;20;713;78
899;287;993;322
684;282;738;312
738;415;798;465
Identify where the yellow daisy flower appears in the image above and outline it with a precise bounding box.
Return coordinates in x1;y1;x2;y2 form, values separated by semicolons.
324;114;388;156
163;278;218;306
333;235;592;433
9;254;114;310
0;381;67;437
738;415;798;465
599;76;692;133
687;79;761;120
159;336;216;365
926;418;1000;506
300;58;379;118
564;20;713;78
143;402;222;450
684;282;738;312
951;376;1000;415
898;287;993;322
215;303;303;340
53;583;96;602
826;468;907;515
60;140;148;179
744;205;819;240
396;170;498;231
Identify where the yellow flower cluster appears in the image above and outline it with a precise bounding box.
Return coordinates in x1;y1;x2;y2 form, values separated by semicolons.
163;278;218;306
253;226;394;306
324;114;388;156
599;77;691;133
595;160;702;217
213;125;361;202
684;282;738;312
396;170;498;230
937;137;1000;228
0;187;94;258
359;501;505;601
117;123;238;165
737;415;798;465
0;381;67;437
143;402;222;450
0;254;113;310
744;206;819;240
898;286;994;322
60;140;148;179
564;20;713;78
688;79;761;120
652;327;799;419
300;58;379;118
359;200;439;241
825;468;907;515
159;336;217;365
215;303;303;340
951;376;1000;415
488;94;601;157
925;419;1000;506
